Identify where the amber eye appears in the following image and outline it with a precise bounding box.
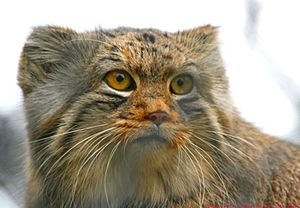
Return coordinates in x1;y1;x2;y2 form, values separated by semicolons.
170;74;193;95
105;70;134;91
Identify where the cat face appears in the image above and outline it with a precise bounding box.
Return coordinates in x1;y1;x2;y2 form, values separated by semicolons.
19;26;234;205
92;32;199;148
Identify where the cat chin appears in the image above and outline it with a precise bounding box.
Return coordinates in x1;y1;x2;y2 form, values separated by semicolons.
126;128;174;157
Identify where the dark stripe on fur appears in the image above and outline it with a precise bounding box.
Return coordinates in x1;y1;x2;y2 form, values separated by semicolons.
60;97;126;148
31;121;61;173
177;96;199;104
99;55;121;62
177;96;202;115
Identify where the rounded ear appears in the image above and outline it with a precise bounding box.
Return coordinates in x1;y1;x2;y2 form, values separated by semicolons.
22;26;79;66
18;26;101;95
175;25;219;55
18;26;79;94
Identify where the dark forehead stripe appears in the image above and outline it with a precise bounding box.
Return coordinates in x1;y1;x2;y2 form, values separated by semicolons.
110;45;120;52
99;55;121;62
142;32;156;44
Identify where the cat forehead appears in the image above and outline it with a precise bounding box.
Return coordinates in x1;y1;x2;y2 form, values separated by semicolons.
98;30;189;76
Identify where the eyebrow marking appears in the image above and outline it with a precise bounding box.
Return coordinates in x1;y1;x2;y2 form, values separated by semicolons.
142;33;156;44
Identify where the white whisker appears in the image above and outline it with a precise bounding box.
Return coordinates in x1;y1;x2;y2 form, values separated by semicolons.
104;141;121;208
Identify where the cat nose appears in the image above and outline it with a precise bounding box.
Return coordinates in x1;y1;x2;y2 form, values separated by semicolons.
148;110;170;126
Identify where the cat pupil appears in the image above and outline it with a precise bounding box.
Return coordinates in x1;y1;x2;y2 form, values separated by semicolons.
116;74;125;82
177;78;184;87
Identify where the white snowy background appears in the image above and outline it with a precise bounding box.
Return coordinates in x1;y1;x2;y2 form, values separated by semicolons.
0;0;299;207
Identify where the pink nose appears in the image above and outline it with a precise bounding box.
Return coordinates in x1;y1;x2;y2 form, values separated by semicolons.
148;111;170;126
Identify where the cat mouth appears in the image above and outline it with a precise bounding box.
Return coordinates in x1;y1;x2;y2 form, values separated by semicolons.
133;134;169;145
129;124;171;146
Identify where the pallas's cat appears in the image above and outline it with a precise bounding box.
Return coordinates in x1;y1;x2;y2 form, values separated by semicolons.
18;25;300;207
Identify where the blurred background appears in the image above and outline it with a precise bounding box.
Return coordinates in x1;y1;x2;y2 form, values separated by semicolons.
0;0;299;207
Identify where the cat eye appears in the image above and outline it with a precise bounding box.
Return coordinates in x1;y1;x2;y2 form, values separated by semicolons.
105;70;135;91
170;74;193;95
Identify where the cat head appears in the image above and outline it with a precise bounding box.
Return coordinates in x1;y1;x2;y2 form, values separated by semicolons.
19;25;232;143
19;25;236;204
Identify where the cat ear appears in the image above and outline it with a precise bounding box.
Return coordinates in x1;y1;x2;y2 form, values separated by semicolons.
175;25;219;55
22;26;79;67
18;26;78;94
18;26;99;95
